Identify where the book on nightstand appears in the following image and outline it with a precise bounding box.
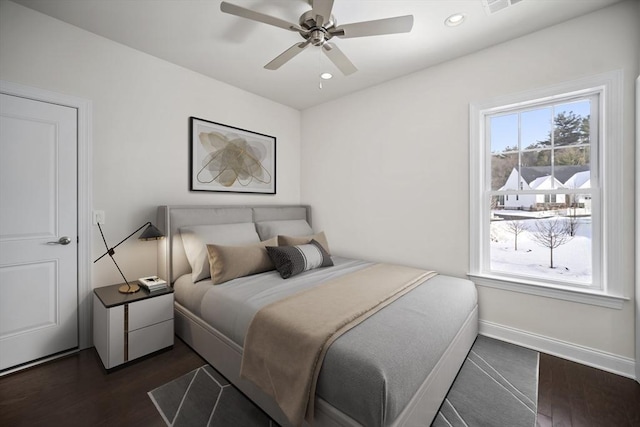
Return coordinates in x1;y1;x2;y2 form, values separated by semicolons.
138;276;168;291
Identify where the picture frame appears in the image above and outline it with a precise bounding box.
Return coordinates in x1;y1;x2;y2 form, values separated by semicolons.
189;117;276;194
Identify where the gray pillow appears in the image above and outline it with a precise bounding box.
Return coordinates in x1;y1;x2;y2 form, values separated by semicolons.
266;240;333;279
180;223;260;282
255;219;313;241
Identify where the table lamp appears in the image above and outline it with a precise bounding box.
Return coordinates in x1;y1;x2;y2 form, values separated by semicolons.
94;221;165;293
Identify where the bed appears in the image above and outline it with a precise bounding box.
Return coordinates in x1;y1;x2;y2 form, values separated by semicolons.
157;205;478;427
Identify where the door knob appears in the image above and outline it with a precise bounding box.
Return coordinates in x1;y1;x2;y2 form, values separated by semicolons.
48;236;72;245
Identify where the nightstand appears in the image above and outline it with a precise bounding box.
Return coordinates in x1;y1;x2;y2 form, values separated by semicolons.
93;283;174;370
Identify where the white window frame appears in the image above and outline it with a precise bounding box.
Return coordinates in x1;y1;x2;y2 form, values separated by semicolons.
469;70;626;309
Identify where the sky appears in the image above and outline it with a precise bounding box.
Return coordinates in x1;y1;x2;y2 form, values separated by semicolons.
490;99;591;153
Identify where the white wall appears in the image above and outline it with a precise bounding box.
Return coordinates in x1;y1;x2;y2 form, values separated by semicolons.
0;0;302;288
301;0;639;368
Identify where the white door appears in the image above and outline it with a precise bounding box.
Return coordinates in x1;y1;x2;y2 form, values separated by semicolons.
0;93;78;371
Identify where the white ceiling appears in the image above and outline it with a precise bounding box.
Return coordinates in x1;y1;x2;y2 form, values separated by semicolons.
12;0;622;110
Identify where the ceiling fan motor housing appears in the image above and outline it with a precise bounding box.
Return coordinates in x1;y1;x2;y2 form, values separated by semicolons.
308;29;327;46
299;10;335;46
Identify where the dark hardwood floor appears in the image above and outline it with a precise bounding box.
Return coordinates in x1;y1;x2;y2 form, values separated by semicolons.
1;339;639;427
0;338;206;427
536;353;640;427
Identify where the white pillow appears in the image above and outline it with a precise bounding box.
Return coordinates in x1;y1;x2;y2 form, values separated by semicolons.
255;219;313;241
180;223;260;282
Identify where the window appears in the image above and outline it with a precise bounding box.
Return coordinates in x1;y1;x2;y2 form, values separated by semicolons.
469;71;625;308
489;96;595;286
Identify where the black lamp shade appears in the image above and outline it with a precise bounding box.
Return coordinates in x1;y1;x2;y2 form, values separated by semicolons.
139;223;165;241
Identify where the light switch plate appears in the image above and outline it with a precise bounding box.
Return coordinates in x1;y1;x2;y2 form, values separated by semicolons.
93;210;105;225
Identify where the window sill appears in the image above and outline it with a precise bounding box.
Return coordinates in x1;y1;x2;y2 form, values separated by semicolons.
467;273;628;309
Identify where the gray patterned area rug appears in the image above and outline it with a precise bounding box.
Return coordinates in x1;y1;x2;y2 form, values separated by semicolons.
149;365;276;427
432;335;539;427
149;336;538;427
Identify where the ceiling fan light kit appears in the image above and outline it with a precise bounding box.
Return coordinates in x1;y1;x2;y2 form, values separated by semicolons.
220;0;414;76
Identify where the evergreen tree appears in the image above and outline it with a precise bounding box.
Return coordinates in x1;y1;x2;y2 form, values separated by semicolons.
537;111;590;147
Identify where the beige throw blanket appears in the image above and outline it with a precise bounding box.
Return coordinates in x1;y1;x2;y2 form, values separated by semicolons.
240;263;436;426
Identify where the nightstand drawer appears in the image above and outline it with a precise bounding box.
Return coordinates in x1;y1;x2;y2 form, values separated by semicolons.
128;318;174;360
129;293;173;331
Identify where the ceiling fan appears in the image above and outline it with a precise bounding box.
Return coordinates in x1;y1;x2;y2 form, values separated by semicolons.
220;0;414;76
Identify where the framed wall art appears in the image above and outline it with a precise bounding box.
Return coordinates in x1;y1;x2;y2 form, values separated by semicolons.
189;117;276;194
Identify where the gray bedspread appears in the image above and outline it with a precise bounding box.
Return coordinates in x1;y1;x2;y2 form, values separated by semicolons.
174;257;477;426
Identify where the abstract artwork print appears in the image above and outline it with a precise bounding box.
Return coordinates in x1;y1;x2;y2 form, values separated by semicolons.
190;117;276;194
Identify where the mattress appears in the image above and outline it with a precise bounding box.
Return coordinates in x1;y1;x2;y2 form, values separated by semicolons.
174;256;478;426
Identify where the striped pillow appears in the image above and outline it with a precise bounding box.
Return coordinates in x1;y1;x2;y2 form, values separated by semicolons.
266;240;333;279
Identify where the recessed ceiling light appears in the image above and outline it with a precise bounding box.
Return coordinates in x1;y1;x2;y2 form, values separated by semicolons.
320;72;333;80
444;13;466;27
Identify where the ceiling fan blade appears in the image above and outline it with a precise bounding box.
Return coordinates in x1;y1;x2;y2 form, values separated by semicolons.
312;0;334;27
264;40;312;70
322;43;357;76
331;15;414;38
220;1;303;33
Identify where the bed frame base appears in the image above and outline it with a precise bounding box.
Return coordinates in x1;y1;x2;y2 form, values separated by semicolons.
175;302;478;427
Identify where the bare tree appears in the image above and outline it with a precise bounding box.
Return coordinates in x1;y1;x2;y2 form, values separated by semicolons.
566;195;581;237
505;220;527;251
566;210;580;237
531;217;573;268
490;195;499;210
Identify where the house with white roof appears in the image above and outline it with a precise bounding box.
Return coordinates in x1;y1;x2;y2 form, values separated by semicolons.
498;165;590;210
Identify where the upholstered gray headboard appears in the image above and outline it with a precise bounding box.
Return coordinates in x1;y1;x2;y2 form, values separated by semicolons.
157;205;311;284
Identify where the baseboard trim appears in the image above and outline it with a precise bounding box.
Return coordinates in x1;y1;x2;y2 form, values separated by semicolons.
479;320;636;380
0;348;79;377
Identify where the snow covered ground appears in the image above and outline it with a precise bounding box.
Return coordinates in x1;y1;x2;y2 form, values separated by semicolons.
490;216;592;284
